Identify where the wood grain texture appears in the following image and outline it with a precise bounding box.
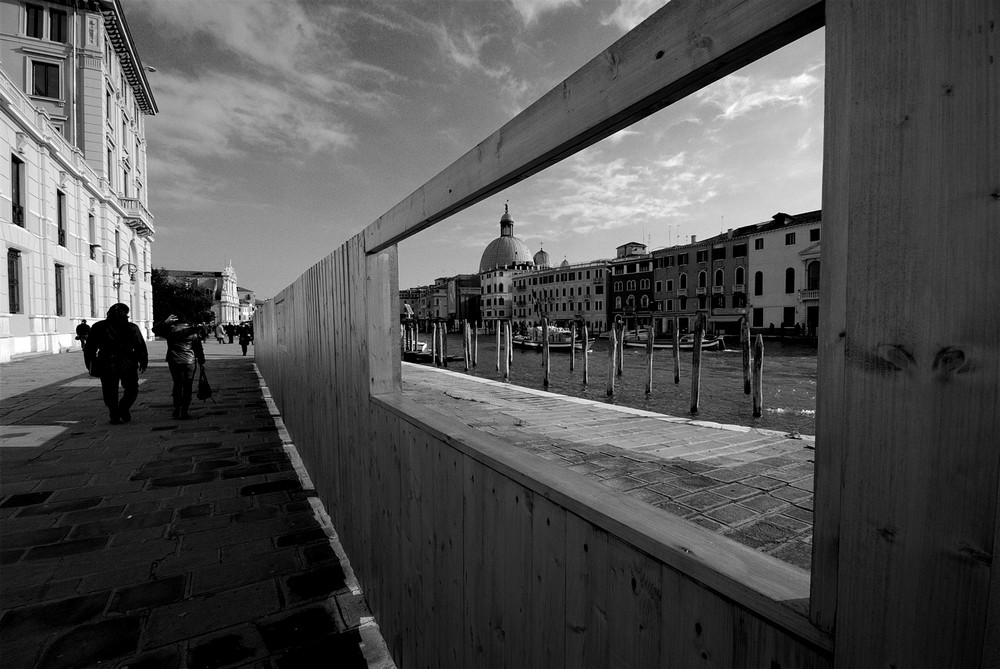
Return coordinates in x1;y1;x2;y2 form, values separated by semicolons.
364;0;824;253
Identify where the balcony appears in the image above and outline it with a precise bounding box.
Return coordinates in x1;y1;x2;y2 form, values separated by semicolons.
696;287;707;295
799;288;820;302
120;198;155;237
676;288;687;296
733;284;745;293
712;286;724;294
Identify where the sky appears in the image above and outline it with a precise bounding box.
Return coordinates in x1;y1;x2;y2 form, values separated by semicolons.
125;0;825;299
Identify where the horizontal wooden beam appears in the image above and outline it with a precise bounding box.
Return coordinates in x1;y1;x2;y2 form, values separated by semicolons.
364;0;824;254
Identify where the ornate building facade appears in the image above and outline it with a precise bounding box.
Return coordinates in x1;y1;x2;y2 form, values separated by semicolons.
1;0;156;361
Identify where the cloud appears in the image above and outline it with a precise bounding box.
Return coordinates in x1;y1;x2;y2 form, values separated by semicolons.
601;0;671;31
695;64;824;120
509;0;582;25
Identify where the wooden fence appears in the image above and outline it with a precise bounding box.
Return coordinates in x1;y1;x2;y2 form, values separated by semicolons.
256;1;999;667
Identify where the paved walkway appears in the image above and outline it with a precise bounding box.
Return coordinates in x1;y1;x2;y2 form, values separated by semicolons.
403;362;816;571
1;342;394;669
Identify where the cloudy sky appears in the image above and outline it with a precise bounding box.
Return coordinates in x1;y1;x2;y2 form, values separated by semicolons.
126;0;825;298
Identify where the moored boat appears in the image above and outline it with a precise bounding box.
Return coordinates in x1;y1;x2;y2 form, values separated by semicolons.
621;333;725;351
512;326;593;351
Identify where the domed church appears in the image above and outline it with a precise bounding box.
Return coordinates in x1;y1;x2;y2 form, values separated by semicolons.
479;205;535;323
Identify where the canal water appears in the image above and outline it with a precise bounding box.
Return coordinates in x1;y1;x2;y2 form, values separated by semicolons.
427;333;818;436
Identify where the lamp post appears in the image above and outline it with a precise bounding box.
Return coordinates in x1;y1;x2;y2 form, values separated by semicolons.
112;262;138;301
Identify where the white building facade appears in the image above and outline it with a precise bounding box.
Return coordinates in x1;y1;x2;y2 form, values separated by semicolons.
1;0;156;362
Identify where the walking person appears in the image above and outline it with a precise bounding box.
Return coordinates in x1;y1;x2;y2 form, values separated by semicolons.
238;322;252;356
215;322;226;344
225;322;236;344
84;303;148;425
153;313;207;420
75;319;90;349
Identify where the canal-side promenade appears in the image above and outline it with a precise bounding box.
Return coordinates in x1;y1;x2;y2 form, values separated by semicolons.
403;362;816;571
1;343;393;669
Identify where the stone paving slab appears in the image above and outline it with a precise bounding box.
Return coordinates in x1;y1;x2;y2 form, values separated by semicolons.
1;342;395;669
402;362;816;571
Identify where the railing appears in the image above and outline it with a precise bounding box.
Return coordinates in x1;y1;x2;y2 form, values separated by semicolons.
733;283;746;293
799;288;819;301
713;286;724;294
675;288;687;296
696;286;707;295
119;198;155;236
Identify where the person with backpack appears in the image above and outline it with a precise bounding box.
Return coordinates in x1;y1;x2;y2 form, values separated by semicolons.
153;312;207;420
84;303;148;425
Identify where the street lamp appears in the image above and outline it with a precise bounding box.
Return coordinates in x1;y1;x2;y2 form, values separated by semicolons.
113;262;138;293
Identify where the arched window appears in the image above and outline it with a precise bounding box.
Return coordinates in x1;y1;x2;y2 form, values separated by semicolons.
498;282;504;292
698;271;707;288
641;295;649;308
679;273;688;289
615;297;622;309
626;295;636;308
754;271;763;296
785;267;795;294
627;280;636;290
736;266;745;286
499;297;505;305
640;279;650;290
615;281;623;291
807;261;821;290
714;269;724;286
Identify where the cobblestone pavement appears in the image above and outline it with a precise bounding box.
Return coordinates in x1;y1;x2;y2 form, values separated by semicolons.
403;363;816;571
1;342;394;669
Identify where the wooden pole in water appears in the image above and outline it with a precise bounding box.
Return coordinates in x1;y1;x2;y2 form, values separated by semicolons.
495;321;501;371
503;321;511;381
570;323;576;372
431;322;437;366
464;320;470;371
742;318;752;394
607;325;617;396
508;321;513;367
616;321;624;377
645;328;654;394
752;334;764;417
672;316;681;384
441;322;448;368
582;324;589;385
690;312;706;414
543;317;550;387
473;321;478;366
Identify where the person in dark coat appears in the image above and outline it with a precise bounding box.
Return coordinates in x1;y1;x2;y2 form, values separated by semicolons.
153;312;207;420
238;322;252;356
84;303;148;424
75;319;90;348
225;322;236;344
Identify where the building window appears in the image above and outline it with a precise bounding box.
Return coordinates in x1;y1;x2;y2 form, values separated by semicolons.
115;229;120;267
11;155;25;227
714;269;724;286
49;9;67;43
8;249;22;313
735;266;745;286
783;306;796;326
698;271;707;288
666;279;673;292
807;261;821;290
55;264;65;316
712;247;726;261
754;271;764;296
90;274;97;317
57;190;66;246
88;214;96;259
641;295;649;308
733;243;747;258
655;281;662;293
785;267;796;293
26;4;43;38
615;297;622;309
627;280;636;290
679;273;687;290
678;253;688;265
810;228;821;242
614;281;623;291
696;250;708;263
679;297;687;311
32;61;60;98
666;299;673;311
785;232;796;245
752;307;763;328
713;294;725;309
754;238;764;250
640;279;650;290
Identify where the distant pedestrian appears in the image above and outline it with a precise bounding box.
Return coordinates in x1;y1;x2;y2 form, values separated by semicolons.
225;322;236;344
153;313;206;420
215;323;226;344
75;319;90;348
238;322;252;356
84;303;148;425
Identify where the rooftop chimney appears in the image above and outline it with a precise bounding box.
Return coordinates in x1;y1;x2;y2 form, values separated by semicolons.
691;235;697;244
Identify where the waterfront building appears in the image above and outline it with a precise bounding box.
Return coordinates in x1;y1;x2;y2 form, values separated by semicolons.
747;211;821;334
478;205;533;325
398;274;481;332
236;285;256;323
1;0;157;361
607;241;654;334
510;259;608;334
160;262;240;324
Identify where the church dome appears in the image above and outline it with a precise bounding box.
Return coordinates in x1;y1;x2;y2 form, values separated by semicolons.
533;246;550;269
560;257;570;267
479;206;534;273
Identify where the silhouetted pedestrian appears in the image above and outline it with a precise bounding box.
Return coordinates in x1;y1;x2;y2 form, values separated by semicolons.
225;322;236;344
84;304;148;424
215;322;226;344
153;313;207;420
75;319;90;349
238;322;252;356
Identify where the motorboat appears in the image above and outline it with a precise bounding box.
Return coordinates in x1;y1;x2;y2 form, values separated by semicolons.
621;333;725;351
512;326;593;351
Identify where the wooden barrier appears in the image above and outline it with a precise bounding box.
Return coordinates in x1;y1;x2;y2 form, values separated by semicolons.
256;0;999;666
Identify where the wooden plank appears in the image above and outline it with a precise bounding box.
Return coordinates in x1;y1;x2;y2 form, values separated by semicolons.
374;392;830;654
660;567;735;669
564;515;610;668
364;0;824;253
432;432;465;667
530;494;567;669
607;535;662;666
822;2;1000;666
367;246;401;396
463;458;490;667
500;482;532;669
